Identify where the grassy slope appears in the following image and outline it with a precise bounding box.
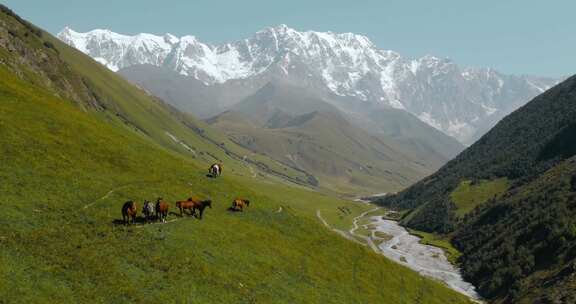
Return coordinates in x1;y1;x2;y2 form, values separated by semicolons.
0;64;470;304
450;178;509;217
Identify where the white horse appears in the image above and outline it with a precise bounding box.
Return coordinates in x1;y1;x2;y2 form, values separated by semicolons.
142;200;154;223
209;163;222;177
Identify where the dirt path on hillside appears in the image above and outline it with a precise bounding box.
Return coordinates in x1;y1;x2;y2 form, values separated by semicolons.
316;210;364;245
83;185;135;209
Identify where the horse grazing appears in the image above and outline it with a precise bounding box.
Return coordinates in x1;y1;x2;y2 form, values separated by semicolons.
155;198;170;223
209;163;223;177
142;200;154;223
185;198;212;219
122;200;138;225
175;198;196;217
232;199;250;211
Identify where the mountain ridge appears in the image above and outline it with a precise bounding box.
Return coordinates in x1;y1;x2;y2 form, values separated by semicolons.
58;25;559;144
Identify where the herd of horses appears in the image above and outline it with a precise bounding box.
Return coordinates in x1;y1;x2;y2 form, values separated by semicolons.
120;162;250;225
121;197;250;225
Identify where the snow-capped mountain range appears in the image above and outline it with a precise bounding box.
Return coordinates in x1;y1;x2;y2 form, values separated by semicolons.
57;25;558;144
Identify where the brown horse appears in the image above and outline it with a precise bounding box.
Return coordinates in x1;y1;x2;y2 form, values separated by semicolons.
176;198;196;217
122;200;138;225
155;198;170;223
232;199;250;211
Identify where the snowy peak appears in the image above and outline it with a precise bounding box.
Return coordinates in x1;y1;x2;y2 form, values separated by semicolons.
58;26;559;144
58;28;177;71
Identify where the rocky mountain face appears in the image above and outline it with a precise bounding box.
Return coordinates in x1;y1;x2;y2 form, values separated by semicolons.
58;25;558;145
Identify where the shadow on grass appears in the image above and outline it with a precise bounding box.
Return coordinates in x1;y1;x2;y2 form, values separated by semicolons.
111;215;170;226
227;207;242;212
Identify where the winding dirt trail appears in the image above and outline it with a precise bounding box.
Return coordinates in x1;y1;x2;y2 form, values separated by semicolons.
348;207;381;252
315;210;364;245
83;185;134;209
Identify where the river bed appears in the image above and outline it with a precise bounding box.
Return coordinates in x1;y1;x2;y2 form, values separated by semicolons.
352;210;480;300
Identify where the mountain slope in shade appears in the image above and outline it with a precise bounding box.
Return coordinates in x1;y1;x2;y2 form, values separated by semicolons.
377;75;576;302
59;26;558;144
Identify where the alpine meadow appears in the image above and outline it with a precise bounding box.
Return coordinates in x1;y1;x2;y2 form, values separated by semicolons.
1;2;574;304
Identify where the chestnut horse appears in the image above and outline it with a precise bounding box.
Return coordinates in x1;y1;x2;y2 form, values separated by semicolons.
176;198;195;217
122;200;138;225
232;199;250;211
155;198;170;223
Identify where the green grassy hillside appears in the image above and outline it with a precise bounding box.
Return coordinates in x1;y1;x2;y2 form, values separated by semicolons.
450;178;509;217
0;6;472;303
0;5;312;190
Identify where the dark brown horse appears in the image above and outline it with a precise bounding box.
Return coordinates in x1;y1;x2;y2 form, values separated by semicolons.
155;198;170;223
175;198;196;217
190;199;212;219
232;198;250;211
122;200;138;225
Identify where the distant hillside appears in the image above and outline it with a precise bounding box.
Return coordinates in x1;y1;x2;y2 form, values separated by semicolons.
208;81;453;194
377;75;576;302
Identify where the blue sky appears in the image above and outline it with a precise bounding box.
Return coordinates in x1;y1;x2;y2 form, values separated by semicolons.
4;0;574;77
